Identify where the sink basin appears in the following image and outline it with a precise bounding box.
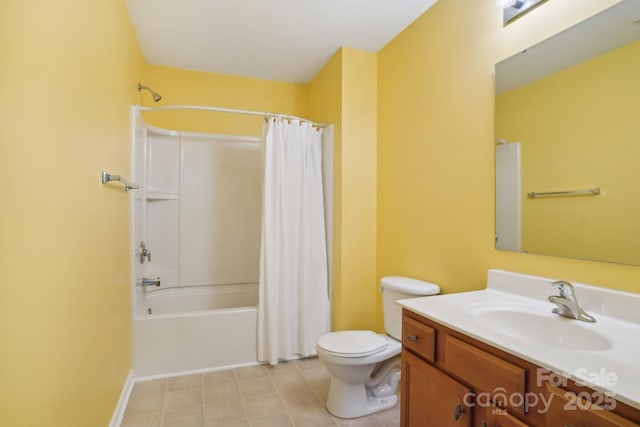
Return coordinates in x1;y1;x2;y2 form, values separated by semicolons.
470;304;613;351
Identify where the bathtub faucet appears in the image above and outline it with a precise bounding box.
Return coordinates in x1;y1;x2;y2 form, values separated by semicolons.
138;277;161;288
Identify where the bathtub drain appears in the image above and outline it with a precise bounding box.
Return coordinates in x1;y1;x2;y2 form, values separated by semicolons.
147;308;152;315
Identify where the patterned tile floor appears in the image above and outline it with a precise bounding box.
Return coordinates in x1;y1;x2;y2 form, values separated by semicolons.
121;357;400;427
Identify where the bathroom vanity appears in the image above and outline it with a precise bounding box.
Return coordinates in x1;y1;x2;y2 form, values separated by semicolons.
398;270;640;427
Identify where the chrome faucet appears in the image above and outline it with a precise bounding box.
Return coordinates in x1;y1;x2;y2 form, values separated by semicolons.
548;280;596;323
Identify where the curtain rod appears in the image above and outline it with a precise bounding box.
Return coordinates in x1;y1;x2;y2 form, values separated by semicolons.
137;105;325;128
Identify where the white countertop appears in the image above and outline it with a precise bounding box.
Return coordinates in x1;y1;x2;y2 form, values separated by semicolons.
397;270;640;410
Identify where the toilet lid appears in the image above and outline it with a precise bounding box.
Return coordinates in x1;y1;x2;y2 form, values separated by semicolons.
317;330;387;358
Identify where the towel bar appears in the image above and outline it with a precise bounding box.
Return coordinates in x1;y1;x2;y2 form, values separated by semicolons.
527;188;600;198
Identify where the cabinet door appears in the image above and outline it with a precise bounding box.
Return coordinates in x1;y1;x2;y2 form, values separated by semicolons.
546;384;638;427
479;406;529;427
402;350;472;427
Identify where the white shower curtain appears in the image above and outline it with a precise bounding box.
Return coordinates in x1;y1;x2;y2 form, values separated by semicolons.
258;117;331;365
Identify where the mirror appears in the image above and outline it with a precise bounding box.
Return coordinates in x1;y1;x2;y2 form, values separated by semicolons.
495;0;640;266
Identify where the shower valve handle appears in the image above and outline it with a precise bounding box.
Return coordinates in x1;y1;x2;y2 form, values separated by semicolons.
138;241;151;264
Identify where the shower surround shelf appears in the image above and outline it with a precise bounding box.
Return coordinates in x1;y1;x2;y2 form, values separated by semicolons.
146;192;179;200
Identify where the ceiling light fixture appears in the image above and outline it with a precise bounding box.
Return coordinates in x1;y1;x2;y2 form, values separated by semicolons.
503;0;549;25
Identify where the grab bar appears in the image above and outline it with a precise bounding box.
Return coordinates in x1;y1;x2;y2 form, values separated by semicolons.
101;171;139;191
527;187;600;198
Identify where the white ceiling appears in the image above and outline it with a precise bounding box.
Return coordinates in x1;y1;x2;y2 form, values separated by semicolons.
125;0;438;83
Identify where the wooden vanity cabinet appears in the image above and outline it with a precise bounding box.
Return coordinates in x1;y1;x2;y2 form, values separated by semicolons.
400;309;640;427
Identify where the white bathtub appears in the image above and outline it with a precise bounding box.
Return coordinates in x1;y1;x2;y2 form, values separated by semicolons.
132;283;258;377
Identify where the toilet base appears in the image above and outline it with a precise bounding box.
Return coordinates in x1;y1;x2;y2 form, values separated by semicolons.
325;377;399;419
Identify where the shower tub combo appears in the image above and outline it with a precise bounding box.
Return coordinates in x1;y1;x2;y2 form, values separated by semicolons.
131;111;262;378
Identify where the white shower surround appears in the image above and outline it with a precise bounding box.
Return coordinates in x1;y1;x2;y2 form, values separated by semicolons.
130;108;263;377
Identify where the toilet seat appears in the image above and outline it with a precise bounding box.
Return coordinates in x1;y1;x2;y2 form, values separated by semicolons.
317;330;387;358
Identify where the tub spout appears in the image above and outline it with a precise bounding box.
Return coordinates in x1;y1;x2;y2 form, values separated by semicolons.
138;277;161;287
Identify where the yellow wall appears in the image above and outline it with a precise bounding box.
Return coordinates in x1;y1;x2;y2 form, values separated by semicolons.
140;65;307;135
307;51;344;329
307;48;379;331
497;41;640;265
339;49;379;331
377;0;497;293
378;0;640;294
0;1;144;426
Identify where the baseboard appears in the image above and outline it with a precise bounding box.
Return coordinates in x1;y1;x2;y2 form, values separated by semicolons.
109;370;134;427
132;360;262;383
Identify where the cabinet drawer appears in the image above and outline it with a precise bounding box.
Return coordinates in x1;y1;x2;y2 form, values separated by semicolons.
403;315;436;362
444;336;526;415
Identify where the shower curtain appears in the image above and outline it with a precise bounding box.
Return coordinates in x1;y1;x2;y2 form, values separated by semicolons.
258;117;331;365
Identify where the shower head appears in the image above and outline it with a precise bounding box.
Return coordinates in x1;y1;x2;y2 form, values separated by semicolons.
138;83;162;102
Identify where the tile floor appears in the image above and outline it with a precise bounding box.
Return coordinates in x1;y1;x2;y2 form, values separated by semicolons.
121;357;400;427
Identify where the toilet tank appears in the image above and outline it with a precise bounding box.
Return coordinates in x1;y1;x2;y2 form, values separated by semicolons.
381;276;440;340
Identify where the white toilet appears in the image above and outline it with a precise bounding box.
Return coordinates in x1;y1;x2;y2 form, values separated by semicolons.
316;276;440;418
